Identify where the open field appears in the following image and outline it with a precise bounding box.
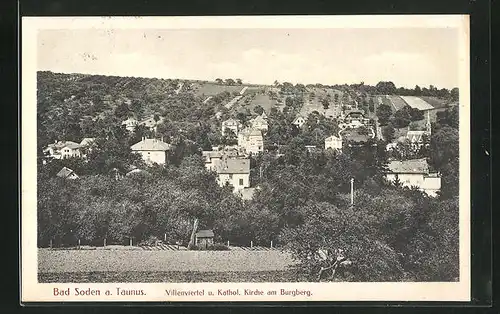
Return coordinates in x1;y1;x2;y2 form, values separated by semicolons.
419;96;451;109
300;87;342;118
399;96;434;111
191;82;249;97
386;95;408;111
38;248;296;274
232;92;279;115
249;94;278;113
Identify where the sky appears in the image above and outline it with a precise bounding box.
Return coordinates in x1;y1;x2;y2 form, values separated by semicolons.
37;27;459;89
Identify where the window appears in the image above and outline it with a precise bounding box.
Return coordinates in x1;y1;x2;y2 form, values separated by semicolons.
239;178;244;185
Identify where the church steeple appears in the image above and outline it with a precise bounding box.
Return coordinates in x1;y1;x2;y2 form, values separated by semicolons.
425;110;432;134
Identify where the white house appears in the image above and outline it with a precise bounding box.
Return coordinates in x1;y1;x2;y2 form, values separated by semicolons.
238;128;264;155
339;110;371;129
325;134;343;151
406;131;428;148
121;117;139;132
43;141;81;159
249;114;268;132
130;137;171;165
292;115;306;128
214;157;250;192
222;118;241;135
385;158;441;197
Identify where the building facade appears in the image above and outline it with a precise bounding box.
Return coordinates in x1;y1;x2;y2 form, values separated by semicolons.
292;115;306;128
238;128;264;155
214;157;250;192
325;135;343;151
249;114;268;132
202;149;240;172
385;158;441;197
121;117;139;132
339;110;371;129
43;141;82;159
222;118;241;135
130;137;171;165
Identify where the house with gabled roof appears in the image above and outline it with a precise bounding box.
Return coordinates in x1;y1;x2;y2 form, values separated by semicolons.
43;141;81;159
385;158;441;197
339;109;371;129
325;134;343;151
292;115;306;128
195;229;214;248
138;115;165;132
214;156;250;192
237;128;263;155
222;118;241;135
249;114;268;132
130;137;171;165
79;138;95;147
56;167;79;180
202;149;240;172
121;117;139;132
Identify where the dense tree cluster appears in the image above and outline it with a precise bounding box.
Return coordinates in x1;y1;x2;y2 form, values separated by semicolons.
347;81;459;101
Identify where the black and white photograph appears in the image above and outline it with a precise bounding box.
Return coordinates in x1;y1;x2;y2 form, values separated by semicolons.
21;16;470;302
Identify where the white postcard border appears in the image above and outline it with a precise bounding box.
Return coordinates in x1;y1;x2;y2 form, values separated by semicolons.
21;15;471;303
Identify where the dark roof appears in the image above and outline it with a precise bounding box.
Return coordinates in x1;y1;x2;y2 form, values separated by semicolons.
387;158;429;174
215;158;250;174
202;150;239;162
340;129;371;143
344;110;365;117
131;138;171;151
46;141;81;150
80;138;96;146
56;167;79;179
196;230;214;237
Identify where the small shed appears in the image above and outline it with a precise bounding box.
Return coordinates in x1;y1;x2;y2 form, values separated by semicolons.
195;230;214;248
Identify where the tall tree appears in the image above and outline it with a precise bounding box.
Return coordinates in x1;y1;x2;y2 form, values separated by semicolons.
376;104;393;126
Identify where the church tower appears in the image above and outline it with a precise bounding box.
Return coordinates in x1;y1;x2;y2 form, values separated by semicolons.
425;110;432;135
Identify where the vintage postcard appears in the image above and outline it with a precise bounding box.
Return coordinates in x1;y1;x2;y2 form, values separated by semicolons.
21;15;470;302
